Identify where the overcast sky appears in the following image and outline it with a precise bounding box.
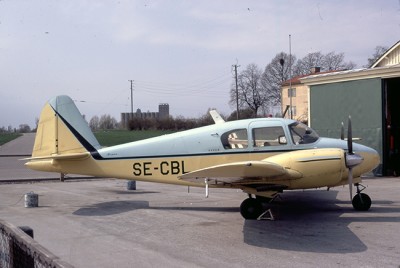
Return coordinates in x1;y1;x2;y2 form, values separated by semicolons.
1;0;399;128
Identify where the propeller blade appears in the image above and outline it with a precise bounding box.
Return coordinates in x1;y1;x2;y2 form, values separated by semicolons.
348;167;353;200
341;122;345;140
347;116;353;154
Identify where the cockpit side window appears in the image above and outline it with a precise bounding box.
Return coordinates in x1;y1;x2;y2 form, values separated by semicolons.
252;126;287;147
289;122;319;145
221;129;248;149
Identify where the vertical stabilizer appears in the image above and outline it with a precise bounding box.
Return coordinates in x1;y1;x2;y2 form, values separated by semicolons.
32;95;100;158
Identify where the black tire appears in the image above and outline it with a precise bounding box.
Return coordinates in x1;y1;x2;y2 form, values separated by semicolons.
352;193;372;211
240;198;262;219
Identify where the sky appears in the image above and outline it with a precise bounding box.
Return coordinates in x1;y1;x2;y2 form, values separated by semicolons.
0;0;399;129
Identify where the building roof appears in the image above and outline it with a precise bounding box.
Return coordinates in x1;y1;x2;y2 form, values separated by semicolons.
371;40;400;68
301;64;400;85
281;70;339;86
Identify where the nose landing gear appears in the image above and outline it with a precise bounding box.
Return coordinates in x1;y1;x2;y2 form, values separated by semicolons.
352;183;371;211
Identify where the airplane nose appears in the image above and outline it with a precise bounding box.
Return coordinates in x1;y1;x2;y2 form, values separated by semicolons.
359;146;380;174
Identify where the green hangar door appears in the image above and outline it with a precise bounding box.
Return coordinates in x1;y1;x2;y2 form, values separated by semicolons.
310;78;383;175
383;78;400;176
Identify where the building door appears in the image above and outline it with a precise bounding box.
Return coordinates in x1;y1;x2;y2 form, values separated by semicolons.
383;78;400;176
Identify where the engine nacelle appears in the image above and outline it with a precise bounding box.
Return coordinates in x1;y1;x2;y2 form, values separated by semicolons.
265;148;346;189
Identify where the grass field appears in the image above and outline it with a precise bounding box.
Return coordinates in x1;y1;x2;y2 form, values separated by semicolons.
0;133;22;146
94;130;176;147
0;130;175;148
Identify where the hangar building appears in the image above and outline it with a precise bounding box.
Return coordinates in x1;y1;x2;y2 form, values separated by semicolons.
299;41;400;176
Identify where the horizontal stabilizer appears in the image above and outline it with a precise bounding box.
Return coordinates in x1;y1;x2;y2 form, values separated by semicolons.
24;152;91;161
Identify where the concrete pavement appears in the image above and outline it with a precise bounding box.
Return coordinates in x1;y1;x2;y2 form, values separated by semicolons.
0;133;94;181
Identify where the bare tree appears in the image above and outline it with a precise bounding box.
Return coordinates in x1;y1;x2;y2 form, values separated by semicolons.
365;45;389;67
89;115;100;131
323;51;356;70
261;52;295;107
18;124;31;133
98;114;118;130
294;51;356;75
293;52;324;75
230;63;267;117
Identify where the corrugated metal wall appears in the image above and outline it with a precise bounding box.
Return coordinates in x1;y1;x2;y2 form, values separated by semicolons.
310;78;383;157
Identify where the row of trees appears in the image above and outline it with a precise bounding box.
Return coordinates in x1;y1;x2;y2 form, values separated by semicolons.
0;124;32;133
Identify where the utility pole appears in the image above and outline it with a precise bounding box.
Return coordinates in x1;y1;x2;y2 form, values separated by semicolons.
127;79;136;191
289;34;293;120
233;63;240;120
128;80;134;114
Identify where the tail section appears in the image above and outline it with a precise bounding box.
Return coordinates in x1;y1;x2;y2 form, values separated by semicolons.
26;95;101;172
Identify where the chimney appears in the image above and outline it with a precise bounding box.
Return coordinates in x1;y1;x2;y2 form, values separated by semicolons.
310;67;321;74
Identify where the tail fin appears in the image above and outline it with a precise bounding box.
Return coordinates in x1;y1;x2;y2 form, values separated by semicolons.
31;95;100;159
209;110;225;124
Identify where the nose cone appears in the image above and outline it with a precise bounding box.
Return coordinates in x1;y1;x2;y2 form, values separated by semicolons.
314;138;380;175
355;144;380;174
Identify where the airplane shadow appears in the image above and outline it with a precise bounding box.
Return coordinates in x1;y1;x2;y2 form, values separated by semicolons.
243;190;400;253
73;200;237;217
73;201;149;216
100;188;160;195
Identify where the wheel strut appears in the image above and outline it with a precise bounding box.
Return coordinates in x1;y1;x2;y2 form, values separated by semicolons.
355;183;366;194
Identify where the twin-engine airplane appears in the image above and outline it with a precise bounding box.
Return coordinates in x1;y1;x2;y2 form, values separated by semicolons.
25;96;380;219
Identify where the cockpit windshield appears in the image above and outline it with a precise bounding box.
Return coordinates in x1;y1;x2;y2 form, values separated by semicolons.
289;122;319;145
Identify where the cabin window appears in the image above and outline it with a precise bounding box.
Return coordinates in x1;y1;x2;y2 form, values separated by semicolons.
289;122;319;145
221;129;248;149
252;126;287;147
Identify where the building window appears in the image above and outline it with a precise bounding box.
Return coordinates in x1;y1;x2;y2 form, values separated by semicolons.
288;88;296;97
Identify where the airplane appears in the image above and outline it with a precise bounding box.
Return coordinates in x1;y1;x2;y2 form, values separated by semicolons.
25;95;380;219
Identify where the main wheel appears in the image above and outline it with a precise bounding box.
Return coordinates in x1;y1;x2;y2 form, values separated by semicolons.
240;198;263;219
352;193;371;211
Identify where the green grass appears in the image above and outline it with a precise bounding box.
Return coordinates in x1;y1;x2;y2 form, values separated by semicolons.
94;130;176;147
0;130;176;148
0;133;22;146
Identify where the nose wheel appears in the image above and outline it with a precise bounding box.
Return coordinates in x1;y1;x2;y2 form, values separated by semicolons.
351;183;371;211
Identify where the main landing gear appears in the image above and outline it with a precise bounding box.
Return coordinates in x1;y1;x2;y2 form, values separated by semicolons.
352;183;371;211
240;195;273;220
240;184;372;219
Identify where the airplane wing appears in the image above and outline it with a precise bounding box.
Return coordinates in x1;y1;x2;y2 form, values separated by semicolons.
179;161;302;184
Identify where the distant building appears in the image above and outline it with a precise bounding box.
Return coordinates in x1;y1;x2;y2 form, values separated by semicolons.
158;103;169;119
121;103;170;128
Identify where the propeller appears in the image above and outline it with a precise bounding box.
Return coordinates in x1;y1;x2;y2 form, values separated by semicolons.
340;122;345;140
344;116;363;200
